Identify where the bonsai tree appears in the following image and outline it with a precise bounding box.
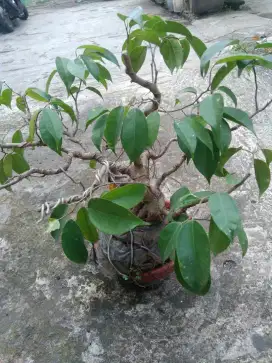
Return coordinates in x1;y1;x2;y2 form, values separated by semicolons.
1;8;272;294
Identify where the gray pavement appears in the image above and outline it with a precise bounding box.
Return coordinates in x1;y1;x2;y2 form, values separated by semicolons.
1;1;272;362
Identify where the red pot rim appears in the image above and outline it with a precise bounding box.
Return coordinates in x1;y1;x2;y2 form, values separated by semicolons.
140;260;174;283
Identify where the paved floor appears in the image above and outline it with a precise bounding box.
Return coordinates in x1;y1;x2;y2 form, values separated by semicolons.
0;1;272;363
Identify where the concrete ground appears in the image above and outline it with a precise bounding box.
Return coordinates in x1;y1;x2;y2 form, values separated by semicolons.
1;1;272;362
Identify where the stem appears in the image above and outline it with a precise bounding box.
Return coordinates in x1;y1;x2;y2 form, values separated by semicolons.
252;66;259;112
156;155;187;187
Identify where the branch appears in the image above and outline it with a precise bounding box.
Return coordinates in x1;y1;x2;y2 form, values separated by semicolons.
122;53;161;116
0;141;44;149
172;173;251;219
0;155;72;191
156;154;187;187
252;66;259;112
149;138;178;160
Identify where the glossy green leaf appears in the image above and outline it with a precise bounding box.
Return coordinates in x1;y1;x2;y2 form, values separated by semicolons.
97;63;112;82
189;36;209;75
225;173;242;185
12;153;30;174
201;40;236;74
50;98;76;123
223;107;254;134
130;46;147;73
174;119;196;157
3;154;12;178
91;113;108;152
212;119;231;152
16;96;26;113
62;220;88;263
55;57;75;93
158;222;182;262
216;53;268;65
67;60;86;80
86;87;103;99
12;129;24;155
130;29;160;46
193;139;219;183
47;218;61;233
27;109;41;143
50;204;68;241
0;159;10;189
160;37;183;73
104;106;125;152
146;112;160;147
76;207;98;243
39;109;63;155
89;159;96;169
180;38;190;66
255;42;272;49
209;218;231;255
78;45;119;67
254;159;271;197
26;88;51;102
218;86;237;107
190;117;213;153
208;192;240;239
45;69;57;93
128;6;143;26
0;88;12;108
102;184;146;209
121;108;148;161
176;220;211;293
236;224;248;257
81;56;100;82
154;20;192;39
211;63;236;91
199;94;224;128
218;147;242;172
88;198;146;235
117;13;128;21
86;107;108;129
262;149;272;165
170;186;190;210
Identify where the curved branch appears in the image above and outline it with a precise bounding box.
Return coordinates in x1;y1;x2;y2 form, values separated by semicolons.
122;53;161;116
150;138;178;160
156;155;187;187
0;141;44;149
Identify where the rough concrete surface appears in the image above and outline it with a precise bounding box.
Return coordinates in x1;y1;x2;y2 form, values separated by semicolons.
0;0;272;362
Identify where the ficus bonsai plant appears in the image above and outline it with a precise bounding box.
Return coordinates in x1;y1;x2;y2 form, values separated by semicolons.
1;7;272;294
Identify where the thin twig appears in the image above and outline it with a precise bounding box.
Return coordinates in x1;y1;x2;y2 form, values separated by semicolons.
60;168;85;191
150;138;178;160
252;66;259;112
0;141;44;149
156;155;187;187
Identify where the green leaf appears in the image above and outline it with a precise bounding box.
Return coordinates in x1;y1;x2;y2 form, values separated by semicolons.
55;57;75;93
78;45;119;67
223;107;255;134
70;86;80;94
0;88;12;108
16;96;26;113
45;69;57;93
255;42;272;49
102;184;146;209
160;37;183;73
158;222;181;262
47;218;61;233
88;198;146;235
181;87;197;95
3;154;12;178
211;63;236;91
89;160;96;169
0;159;10;189
189;36;209;75
218;147;242;172
218;86;237;107
97;63;112;82
12;153;30;174
26;88;51;102
91;113;108;152
174;119;197;157
62;220;88;263
50;204;68;241
86;87;103;99
50;98;76;123
12;129;24;155
154;20;192;39
121;108;148;162
81;56;100;82
225;173;242;185
208;192;240;239
130;46;147;73
117;13;128;22
67;59;86;80
39;109;63;155
170;186;190;210
212;119;231;152
193;139;219;183
262;149;272;165
190;117;213;153
104;106;125;152
216;53;269;65
236;224;248;257
76;207;98;243
27;109;41;142
209;218;231;256
201;40;236;75
254;159;271;197
146;112;160;147
199;94;224;128
128;6;143;26
86;107;108;129
176;220;211;294
180;38;190;66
